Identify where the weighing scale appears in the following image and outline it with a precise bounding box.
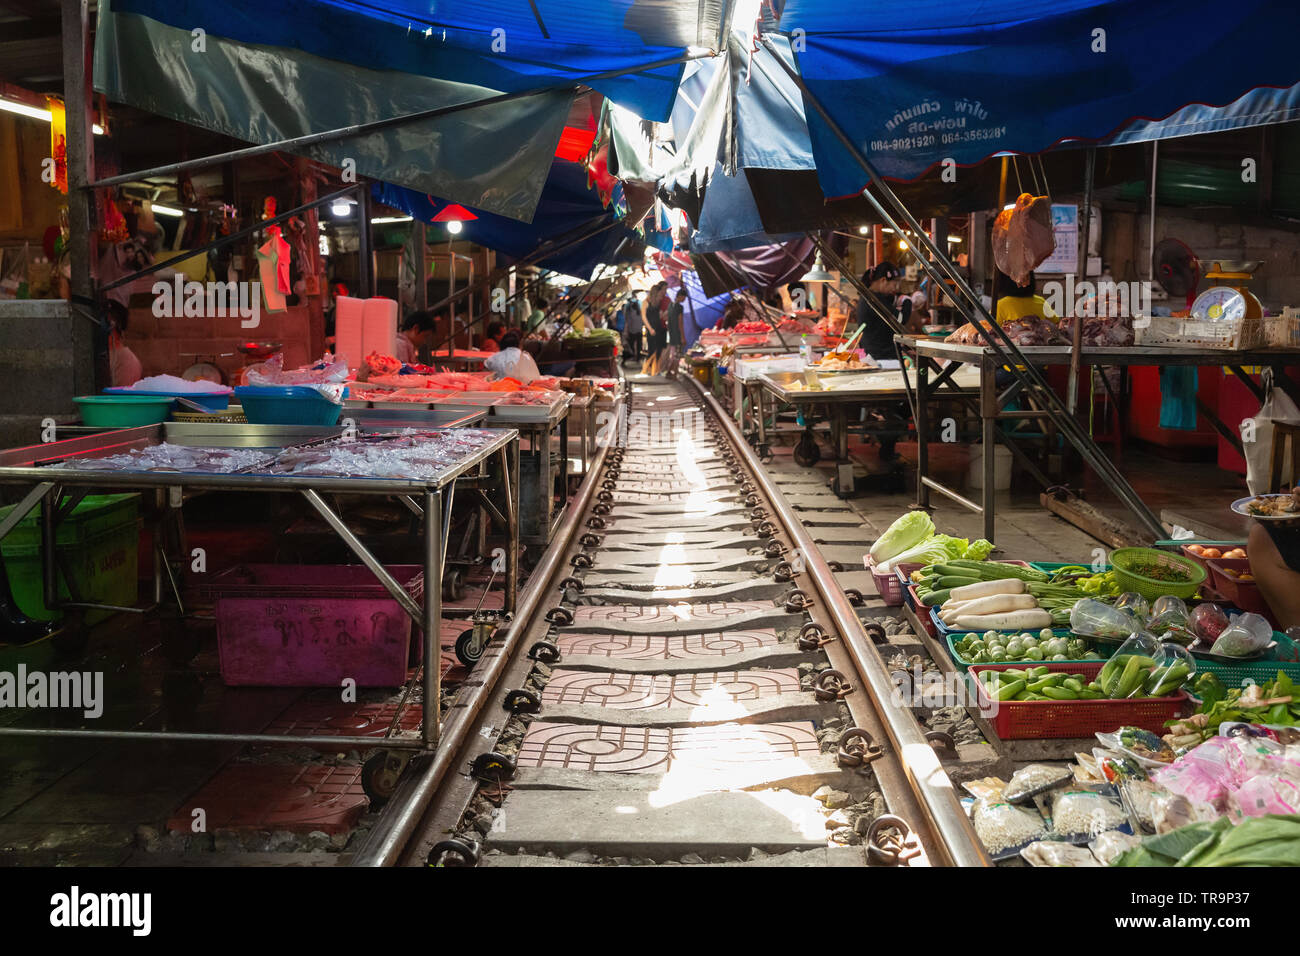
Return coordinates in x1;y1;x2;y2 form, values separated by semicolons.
1190;259;1263;324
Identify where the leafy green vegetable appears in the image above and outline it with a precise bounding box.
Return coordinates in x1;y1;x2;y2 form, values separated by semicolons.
1194;672;1226;708
877;534;968;572
963;539;995;561
868;512;934;565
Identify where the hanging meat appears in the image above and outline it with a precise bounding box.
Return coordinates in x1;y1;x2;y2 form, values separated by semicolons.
993;192;1055;286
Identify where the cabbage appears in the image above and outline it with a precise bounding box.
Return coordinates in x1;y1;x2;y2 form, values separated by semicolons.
868;512;934;565
964;539;995;561
877;534;969;572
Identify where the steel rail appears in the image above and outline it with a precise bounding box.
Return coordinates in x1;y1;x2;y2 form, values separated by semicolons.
683;374;991;867
350;407;615;867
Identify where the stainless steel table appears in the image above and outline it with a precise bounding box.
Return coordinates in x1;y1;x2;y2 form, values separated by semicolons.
756;367;981;493
0;422;519;753
903;337;1300;541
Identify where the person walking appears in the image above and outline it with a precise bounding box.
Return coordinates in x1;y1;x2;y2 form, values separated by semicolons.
623;293;644;364
642;282;667;375
663;287;686;380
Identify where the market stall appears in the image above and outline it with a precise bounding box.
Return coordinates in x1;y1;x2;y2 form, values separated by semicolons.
0;421;520;756
865;512;1300;865
904;338;1300;542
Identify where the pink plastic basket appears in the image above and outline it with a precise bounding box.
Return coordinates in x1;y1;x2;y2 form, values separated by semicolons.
865;557;920;606
206;564;423;687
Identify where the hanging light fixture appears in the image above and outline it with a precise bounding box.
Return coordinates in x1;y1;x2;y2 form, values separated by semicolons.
800;251;833;283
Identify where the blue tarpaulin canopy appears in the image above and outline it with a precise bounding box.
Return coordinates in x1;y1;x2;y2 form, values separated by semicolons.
778;0;1300;195
372;161;646;277
108;0;732;123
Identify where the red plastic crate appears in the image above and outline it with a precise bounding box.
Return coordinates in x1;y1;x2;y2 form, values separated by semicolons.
969;661;1189;740
205;564;424;687
907;584;937;637
1204;557;1272;616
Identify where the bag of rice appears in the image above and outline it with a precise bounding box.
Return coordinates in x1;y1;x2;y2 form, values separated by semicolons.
1050;789;1129;843
970;797;1047;861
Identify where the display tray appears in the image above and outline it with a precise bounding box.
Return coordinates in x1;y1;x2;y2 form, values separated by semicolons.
161;422;344;449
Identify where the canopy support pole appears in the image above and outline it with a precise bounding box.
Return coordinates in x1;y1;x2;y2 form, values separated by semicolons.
760;37;1164;541
1067;148;1096;415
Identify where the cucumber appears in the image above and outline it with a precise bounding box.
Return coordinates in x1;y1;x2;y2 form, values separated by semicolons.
934;575;982;590
1041;686;1079;700
920;589;951;607
1063;678;1084;692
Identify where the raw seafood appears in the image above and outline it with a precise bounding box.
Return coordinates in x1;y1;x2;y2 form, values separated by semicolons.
55;443;274;474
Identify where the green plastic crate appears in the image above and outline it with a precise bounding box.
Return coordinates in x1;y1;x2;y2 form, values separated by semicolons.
1029;561;1112;575
0;494;140;624
944;630;1104;674
1190;631;1300;685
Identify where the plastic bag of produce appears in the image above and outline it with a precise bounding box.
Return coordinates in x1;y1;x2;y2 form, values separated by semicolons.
1003;764;1072;804
970;797;1047;860
1189;603;1230;643
1143;643;1196;698
1151;737;1241;811
1069;598;1144;640
1049;789;1129;843
1209;612;1274;658
1229;769;1300;818
1019;841;1101;867
1147;597;1194;644
1096;633;1161;698
1096;727;1177;766
1089;829;1142;864
1114;592;1150;620
485;347;541;385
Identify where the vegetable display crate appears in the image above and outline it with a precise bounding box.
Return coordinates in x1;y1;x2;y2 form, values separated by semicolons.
1028;561;1111;575
205;564;423;687
969;662;1190;740
865;557;920;607
943;631;1092;675
897;568;918;610
0;493;140;624
1190;631;1300;686
1109;547;1205;601
908;585;937;637
1204;558;1270;617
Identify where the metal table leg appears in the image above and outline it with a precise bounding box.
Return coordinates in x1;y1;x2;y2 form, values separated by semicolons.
980;354;997;543
424;488;442;747
916;360;930;509
502;439;519;615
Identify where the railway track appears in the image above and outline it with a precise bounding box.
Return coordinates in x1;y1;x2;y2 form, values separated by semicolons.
357;375;989;868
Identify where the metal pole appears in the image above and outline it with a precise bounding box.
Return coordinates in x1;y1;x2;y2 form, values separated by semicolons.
89;52;714;190
1149;141;1159;284
447;238;456;358
423;489;442;748
358;184;374;298
1067;148;1096;415
62;0;98;394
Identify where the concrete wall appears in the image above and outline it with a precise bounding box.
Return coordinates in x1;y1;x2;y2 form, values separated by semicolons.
1108;207;1300;309
0;299;94;449
127;302;314;384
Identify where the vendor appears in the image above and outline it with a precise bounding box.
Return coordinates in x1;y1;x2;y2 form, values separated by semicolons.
105;300;142;387
856;261;922;361
994;271;1057;325
482;319;507;353
1248;497;1300;629
396;310;437;365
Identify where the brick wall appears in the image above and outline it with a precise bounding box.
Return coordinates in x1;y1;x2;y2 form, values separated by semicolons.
128;302;313;384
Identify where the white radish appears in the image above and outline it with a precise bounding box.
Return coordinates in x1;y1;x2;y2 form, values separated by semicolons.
952;609;1052;630
948;578;1025;602
942;593;1037;620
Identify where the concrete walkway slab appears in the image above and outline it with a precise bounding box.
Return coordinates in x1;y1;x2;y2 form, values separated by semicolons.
480;847;865;867
577;569;765;588
574;578;785;605
506;757;864;796
562;602;800;635
484;789;828;856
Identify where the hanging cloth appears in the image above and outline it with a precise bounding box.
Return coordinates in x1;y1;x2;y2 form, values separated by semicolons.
1159;366;1199;430
256;232;287;313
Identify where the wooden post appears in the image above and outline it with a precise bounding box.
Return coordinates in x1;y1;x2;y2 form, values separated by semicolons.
414;222;428;311
62;0;99;392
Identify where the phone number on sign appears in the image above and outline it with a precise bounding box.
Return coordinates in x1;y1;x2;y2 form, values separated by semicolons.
940;126;1008;145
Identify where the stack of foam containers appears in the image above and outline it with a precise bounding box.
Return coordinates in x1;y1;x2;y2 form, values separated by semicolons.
334;296;398;372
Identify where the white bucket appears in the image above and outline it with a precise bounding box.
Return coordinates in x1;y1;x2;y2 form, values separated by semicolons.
968;444;1013;491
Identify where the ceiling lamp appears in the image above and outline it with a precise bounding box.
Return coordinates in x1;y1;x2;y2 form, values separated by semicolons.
800;252;833;283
